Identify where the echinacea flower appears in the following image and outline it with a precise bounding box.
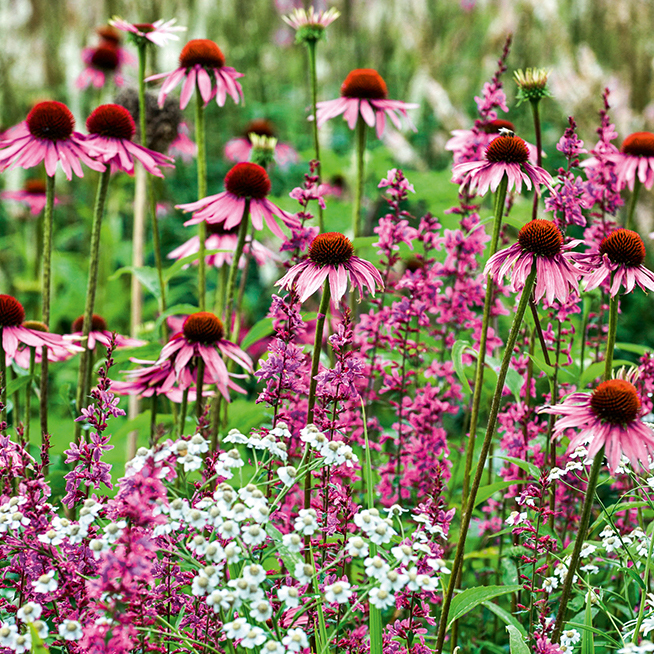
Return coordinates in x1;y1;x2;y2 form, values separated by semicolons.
315;68;418;138
484;219;582;304
95;25;135;65
541;378;654;473
76;44;124;90
177;162;299;239
146;39;243;110
67;314;146;351
109;17;186;48
452;133;553;196
276;231;383;302
167;222;279;270
0;295;82;365
577;228;654;296
0;101;105;179
168;121;197;163
157;312;253;400
604;132;654;191
11;320;82;368
514;67;551;104
225;119;299;167
282;7;340;43
84;104;174;177
0;179;61;215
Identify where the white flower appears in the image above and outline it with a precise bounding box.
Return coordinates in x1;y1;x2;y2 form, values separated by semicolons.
224;618;251;640
300;424;324;447
89;538;110;558
8;511;29;530
58;619;83;641
188;434;209;455
103;520;127;543
354;509;381;533
580;564;599;574
262;640;286;654
283;628;309;652
391;543;416;565
188;534;209;555
278;466;298;487
553;560;569;580
365;555;390;581
243;564;267;585
30;620;48;640
250;599;273;622
0;623;18;648
294;509;319;536
32;570;57;594
278;585;301;608
224;543;242;564
241;626;267;649
38;529;63;547
202;565;221;586
229;578;264;603
242;524;267;547
270;422;292;440
168;498;189;520
642;616;654;637
369;520;395;545
293;563;314;585
324;581;352;604
346;536;369;558
17;602;43;623
65;522;88;544
560;629;581;647
369;587;396;609
580;543;597;558
191;574;213;596
381;569;409;592
548;467;566;481
505;511;527;526
282;533;303;553
602;534;620;554
320;440;346;466
416;574;438;592
230;503;250;522
220;449;245;469
218;520;240;539
542;577;558;593
427;558;451;575
570;445;588;460
13;632;31;654
184;508;208;531
206;589;224;612
225;428;248;444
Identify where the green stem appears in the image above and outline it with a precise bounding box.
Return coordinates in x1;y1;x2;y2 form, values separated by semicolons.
75;169;112;441
435;265;537;654
552;287;619;642
223;202;250;338
304;284;331;512
25;347;35;445
179;388;189;438
150;394;157;446
306;39;324;232
195;91;208;310
625;177;641;230
196;357;205;419
0;327;5;431
39;173;55;440
605;293;619;379
352;116;367;238
633;524;654;643
461;175;508;507
530;99;542;221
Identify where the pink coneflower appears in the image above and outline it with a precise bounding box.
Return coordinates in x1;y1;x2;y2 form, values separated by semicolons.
0;101;105;180
0;179;61;216
168;222;279;270
225;119;299;167
146;39;244;110
282;6;341;33
11;320;81;367
109;17;186;48
604;132;654;191
452;133;553;196
157;312;253;400
541;378;654;473
76;45;124;90
67;314;146;351
177;162;299;239
95;25;136;65
315;68;418;138
0;295;81;365
577;228;654;296
276;231;383;302
446;119;539;166
84;104;174;177
484;219;582;304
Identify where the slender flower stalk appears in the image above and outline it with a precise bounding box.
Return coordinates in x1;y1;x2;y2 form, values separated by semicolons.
40;174;56;437
223;202;250;337
461;175;508;507
195;87;208;310
435;265;537;654
625;176;641;230
353;116;367;238
306;40;324;232
75;168;112;442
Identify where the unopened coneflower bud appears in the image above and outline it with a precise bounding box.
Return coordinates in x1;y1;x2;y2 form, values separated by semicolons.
514;68;551;104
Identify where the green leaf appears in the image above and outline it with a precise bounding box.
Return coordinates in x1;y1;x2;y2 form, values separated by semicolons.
6;375;32;396
28;622;49;653
497;455;540;480
240;317;274;351
578;359;633;389
351;236;378;250
506;624;530;654
164;249;231;282
474;480;527;507
615;342;652;356
452;339;472;394
265;523;303;571
110;265;162;300
447;585;522;629
481;600;525;637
